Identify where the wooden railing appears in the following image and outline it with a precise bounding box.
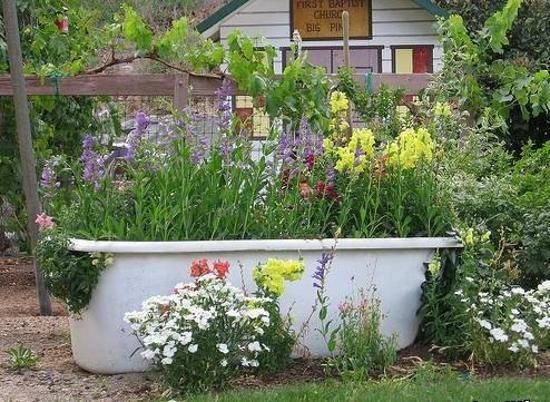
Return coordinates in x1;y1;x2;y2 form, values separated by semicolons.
0;72;433;108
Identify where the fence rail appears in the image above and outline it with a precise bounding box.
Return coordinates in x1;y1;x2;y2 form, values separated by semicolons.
0;73;433;99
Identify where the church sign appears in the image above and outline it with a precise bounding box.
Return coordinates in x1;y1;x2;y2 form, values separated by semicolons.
290;0;373;40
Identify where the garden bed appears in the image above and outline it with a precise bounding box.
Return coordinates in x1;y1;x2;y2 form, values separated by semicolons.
1;264;549;401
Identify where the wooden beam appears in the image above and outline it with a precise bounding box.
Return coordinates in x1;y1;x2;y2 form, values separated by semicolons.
367;73;432;94
0;73;432;98
0;74;178;96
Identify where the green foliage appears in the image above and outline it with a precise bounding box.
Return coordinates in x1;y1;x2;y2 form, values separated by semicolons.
35;228;109;314
254;297;295;374
121;4;153;53
6;344;39;372
483;0;521;54
334;293;397;381
226;32;331;131
434;0;550;149
336;68;404;141
436;0;550;69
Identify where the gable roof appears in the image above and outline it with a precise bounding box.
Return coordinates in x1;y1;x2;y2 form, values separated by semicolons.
197;0;448;34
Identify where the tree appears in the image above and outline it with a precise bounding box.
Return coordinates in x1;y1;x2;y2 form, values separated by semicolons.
2;0;51;315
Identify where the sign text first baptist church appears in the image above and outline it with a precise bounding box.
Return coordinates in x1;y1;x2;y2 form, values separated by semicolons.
291;0;372;40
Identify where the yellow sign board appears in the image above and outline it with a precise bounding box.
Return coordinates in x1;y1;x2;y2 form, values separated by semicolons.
290;0;372;40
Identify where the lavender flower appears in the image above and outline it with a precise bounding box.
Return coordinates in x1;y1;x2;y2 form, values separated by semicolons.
216;79;233;133
191;136;209;164
278;131;296;165
80;135;103;185
312;252;333;289
126;111;150;161
326;164;336;185
135;111;150;131
40;161;57;189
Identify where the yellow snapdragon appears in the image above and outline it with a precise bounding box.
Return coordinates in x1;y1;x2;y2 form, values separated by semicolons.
330;91;349;114
334;128;375;174
385;128;434;169
253;259;305;296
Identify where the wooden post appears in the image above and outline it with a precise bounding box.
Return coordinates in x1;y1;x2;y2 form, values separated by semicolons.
173;73;189;114
2;0;52;315
342;11;351;70
342;11;353;137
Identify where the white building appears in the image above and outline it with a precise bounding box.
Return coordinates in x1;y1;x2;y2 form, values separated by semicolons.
198;0;447;75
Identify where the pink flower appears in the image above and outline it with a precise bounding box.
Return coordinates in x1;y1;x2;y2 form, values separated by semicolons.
35;213;55;231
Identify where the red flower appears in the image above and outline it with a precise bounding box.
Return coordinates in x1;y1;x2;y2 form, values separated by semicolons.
213;260;230;279
190;258;210;277
305;154;316;170
316;181;338;201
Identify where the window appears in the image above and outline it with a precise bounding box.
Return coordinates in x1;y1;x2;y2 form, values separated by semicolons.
282;46;383;74
391;45;434;74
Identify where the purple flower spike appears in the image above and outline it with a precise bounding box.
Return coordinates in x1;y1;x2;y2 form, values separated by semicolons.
135;111;150;132
216;79;233;132
40;162;56;189
80;135;103;185
125;111;150;161
312;252;333;289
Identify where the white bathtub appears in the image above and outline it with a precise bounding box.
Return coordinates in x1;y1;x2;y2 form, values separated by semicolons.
68;237;461;374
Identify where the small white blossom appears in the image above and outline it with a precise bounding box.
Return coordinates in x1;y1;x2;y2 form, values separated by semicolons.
141;349;156;360
508;344;519;353
511;287;525;295
217;343;229;354
220;359;228;367
532;345;539;353
476;319;492;330
247;341;262;352
511;320;528;333
161;357;173;365
489;327;508;343
188;344;198;353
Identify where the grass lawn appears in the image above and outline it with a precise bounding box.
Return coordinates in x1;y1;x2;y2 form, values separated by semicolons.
179;377;549;402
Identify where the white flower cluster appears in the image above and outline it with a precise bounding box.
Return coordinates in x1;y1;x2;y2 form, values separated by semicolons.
124;273;272;369
459;280;550;360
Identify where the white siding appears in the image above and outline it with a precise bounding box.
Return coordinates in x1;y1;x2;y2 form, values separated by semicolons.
211;0;442;73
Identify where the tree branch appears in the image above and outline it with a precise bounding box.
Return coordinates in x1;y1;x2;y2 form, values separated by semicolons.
84;53;225;80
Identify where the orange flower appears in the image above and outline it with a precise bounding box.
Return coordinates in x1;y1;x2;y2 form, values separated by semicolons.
190;258;210;277
213;260;230;279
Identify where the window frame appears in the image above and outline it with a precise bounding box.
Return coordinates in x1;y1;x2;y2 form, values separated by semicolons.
390;45;434;74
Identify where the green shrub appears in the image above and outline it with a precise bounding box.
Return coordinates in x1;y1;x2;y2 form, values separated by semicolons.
35;228;111;314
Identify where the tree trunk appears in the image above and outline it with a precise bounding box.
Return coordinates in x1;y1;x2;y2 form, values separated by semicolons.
2;0;52;315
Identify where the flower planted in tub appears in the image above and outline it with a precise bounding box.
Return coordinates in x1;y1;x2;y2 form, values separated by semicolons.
125;259;273;393
35;217;112;315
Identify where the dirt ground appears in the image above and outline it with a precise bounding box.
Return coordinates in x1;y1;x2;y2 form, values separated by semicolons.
0;259;158;402
1;258;548;402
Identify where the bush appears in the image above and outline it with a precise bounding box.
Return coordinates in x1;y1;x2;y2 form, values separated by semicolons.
419;228;550;368
125;260;274;394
